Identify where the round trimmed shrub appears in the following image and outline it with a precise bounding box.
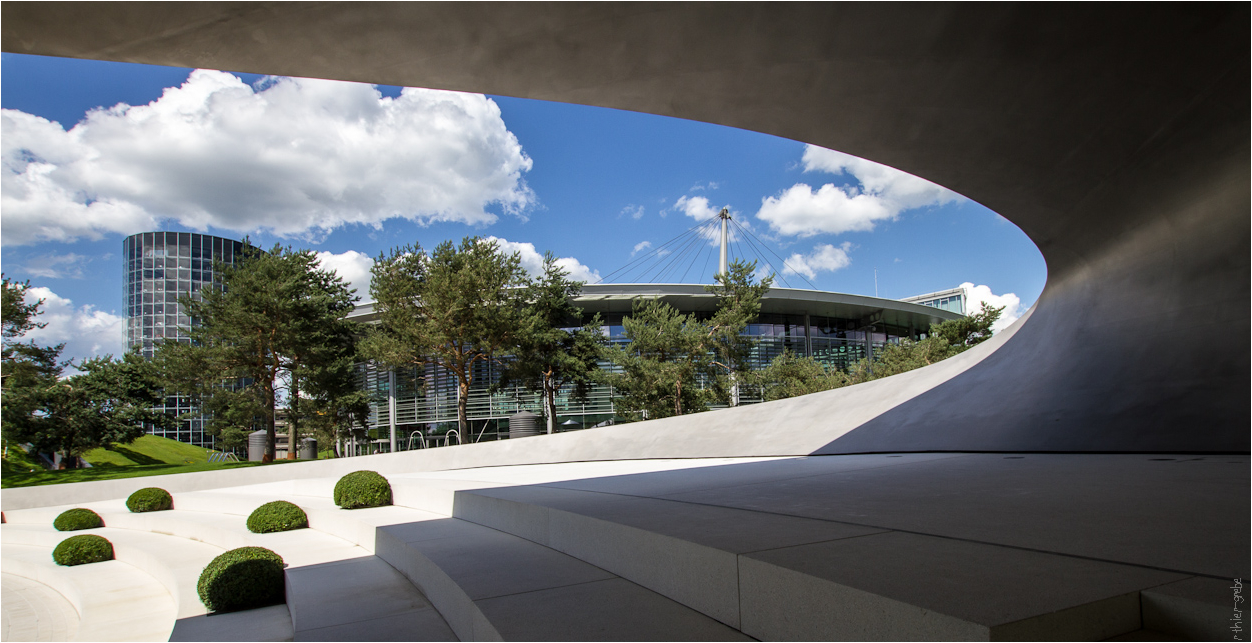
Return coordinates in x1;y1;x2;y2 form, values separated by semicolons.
246;501;308;534
52;534;113;566
53;508;104;532
197;547;285;613
126;487;172;513
333;470;392;509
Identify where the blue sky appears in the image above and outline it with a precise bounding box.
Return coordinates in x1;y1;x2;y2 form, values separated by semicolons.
1;53;1045;367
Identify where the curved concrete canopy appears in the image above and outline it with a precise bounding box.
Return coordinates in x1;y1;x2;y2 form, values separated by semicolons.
348;284;963;330
4;3;1248;453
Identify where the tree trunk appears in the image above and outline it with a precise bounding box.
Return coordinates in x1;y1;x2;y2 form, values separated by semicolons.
287;373;299;460
263;380;276;463
457;377;469;444
545;373;556;434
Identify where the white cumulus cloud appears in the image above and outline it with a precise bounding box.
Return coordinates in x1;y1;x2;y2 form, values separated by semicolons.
782;242;854;280
621;204;645;220
757;184;895;237
756;145;960;238
485;237;600;283
315;250;374;302
671;195;726;221
631;241;653;256
2;70;535;246
21;287;124;371
960;282;1024;333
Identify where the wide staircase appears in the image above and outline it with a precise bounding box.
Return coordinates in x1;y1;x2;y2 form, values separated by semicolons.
2;454;1243;641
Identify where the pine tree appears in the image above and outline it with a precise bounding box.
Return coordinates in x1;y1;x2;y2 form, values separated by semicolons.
157;244;359;461
496;253;606;434
703;260;773;406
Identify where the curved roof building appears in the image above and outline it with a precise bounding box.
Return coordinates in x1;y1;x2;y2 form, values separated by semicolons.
348;283;961;448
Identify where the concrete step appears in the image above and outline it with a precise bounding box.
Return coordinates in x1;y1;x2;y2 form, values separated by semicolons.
2;500;455;642
368;507;749;641
1140;576;1237;641
1;542;177;642
204;489;744;640
2;524;223;620
390;476;1203;641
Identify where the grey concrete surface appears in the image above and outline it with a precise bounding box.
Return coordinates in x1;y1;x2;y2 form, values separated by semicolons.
474;578;749;642
427;454;1245;639
374;511;746;641
1;3;1247;455
169;605;294;643
285;556;452;639
1141;576;1238;642
742;532;1179;641
649;454;1250;579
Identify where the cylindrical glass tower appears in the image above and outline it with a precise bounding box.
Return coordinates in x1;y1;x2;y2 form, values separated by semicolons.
122;231;245;446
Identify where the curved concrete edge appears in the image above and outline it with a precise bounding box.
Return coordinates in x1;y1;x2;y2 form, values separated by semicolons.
372;525;500;642
0;310;1032;513
0;543;178;642
0;571;81;642
1;525;222;620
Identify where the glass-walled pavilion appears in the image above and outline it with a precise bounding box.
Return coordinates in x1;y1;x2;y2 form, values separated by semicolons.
349;284;962;447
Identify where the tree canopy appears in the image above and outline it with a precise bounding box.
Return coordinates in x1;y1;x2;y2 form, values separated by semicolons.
363;237;530;440
703;260;773;406
496;253;606;434
157;244;359;460
606;259;771;420
4;276;172;466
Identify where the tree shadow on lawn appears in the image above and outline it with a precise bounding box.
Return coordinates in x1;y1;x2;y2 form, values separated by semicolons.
108;446;164;465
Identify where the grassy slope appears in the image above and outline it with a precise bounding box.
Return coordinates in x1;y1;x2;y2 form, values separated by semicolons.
1;459;296;489
2;434;296;489
1;444;46;476
84;434;212;467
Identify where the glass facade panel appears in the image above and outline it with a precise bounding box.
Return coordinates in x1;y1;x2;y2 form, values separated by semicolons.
122;232;246;448
360;299;925;444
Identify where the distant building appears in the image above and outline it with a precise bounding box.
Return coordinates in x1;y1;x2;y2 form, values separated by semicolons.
348;283;962;450
900;286;967;316
122;232;245;447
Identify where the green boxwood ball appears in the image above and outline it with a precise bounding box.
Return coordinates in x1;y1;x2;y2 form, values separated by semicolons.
333;471;392;509
52;534;113;566
197;547;286;613
53;508;104;532
246;501;308;534
126;487;172;513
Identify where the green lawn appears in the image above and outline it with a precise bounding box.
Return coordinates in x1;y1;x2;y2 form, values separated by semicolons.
1;444;46;476
1;435;298;489
84;434;213;467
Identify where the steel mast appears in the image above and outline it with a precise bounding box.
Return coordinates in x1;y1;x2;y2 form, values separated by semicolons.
718;207;730;277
